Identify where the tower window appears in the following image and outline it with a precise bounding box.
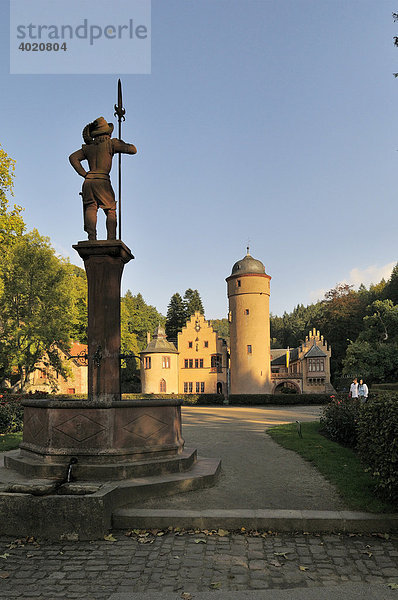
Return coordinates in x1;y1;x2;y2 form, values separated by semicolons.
144;357;151;369
162;356;170;369
160;379;166;393
188;341;193;348
189;359;193;368
245;309;249;315
247;345;252;354
204;341;208;348
184;359;188;369
237;280;241;287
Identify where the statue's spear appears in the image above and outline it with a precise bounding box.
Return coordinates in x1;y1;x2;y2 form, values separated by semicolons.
114;79;126;240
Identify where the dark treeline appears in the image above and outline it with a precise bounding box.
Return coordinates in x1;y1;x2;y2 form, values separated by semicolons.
270;270;398;383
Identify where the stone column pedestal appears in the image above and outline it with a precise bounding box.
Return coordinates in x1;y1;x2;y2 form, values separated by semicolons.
72;241;134;403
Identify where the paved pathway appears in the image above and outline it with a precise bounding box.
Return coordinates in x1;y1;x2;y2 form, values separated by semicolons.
1;405;397;599
0;530;397;599
138;405;345;511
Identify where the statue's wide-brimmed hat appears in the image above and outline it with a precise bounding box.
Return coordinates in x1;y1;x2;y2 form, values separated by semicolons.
89;117;114;137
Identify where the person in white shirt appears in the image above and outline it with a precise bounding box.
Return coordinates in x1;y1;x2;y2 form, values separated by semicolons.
349;378;359;399
358;379;369;403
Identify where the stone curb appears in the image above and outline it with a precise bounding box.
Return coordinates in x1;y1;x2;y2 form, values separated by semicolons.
112;508;398;533
108;583;398;600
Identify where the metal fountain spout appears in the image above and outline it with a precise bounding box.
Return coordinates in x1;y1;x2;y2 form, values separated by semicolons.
66;457;78;483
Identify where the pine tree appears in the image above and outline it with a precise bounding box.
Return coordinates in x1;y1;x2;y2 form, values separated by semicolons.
383;263;398;305
183;288;204;320
165;293;186;343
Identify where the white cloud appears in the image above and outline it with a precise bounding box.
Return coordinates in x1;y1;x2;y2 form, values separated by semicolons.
308;262;395;305
347;262;395;288
308;287;327;304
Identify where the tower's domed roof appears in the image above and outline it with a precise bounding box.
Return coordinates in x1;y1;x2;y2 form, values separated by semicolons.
231;249;265;276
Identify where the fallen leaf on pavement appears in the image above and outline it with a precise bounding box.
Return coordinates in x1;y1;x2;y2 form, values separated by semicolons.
387;583;398;590
104;534;116;542
217;529;229;537
210;582;222;589
274;552;289;559
269;560;282;567
181;593;192;599
0;572;10;579
0;554;10;560
299;566;309;571
194;539;206;544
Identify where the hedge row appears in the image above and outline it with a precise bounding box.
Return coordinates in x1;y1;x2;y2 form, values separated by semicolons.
228;393;331;405
320;392;398;503
357;396;398;504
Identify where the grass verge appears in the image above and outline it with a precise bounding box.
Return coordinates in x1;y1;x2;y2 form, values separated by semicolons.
0;432;22;452
267;421;396;514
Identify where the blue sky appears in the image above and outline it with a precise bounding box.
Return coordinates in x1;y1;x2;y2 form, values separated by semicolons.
0;0;397;319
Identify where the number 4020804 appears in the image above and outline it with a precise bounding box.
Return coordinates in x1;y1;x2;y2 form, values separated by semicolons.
19;42;67;51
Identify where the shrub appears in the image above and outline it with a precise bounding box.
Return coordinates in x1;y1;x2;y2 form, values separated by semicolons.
319;395;360;447
122;393;226;405
228;394;331;406
0;398;24;434
357;395;398;503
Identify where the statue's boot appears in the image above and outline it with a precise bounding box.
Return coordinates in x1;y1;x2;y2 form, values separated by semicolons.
105;208;117;240
83;203;97;240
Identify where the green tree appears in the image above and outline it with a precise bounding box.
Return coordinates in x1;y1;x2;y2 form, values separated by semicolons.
315;283;367;376
0;145;25;289
121;291;165;351
383;263;398;305
68;264;88;343
343;299;398;383
120;291;165;391
0;231;73;389
210;318;229;341
183;288;204;320
165;293;186;342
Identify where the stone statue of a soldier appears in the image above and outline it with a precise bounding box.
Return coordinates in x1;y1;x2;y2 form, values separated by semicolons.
69;117;137;240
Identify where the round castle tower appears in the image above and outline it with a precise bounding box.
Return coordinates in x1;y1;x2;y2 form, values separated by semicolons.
226;249;272;395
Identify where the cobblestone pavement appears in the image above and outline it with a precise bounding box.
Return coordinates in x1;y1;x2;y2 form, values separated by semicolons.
0;530;397;599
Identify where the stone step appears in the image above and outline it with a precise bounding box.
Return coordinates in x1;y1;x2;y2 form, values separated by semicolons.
4;447;198;481
112;457;221;527
112;507;398;534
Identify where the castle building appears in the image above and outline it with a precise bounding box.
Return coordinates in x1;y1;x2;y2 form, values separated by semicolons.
140;251;333;396
270;328;334;394
140;326;179;394
226;249;272;394
20;343;88;395
177;312;228;395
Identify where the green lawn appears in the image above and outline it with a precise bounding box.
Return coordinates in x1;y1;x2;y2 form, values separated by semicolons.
267;421;396;514
0;432;23;452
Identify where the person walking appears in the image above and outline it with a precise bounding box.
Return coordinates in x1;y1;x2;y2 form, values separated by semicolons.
349;377;359;399
358;378;369;403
